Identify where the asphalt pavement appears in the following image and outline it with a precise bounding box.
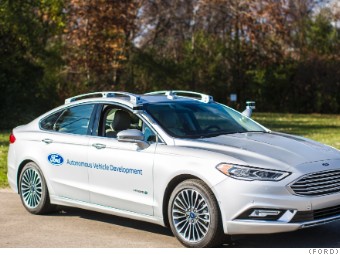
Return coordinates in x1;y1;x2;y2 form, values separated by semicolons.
1;189;340;248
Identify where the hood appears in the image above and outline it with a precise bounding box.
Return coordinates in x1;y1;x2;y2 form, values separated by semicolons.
175;132;340;171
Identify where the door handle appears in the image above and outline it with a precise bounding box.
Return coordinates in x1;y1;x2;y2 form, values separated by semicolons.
92;143;106;149
42;138;53;144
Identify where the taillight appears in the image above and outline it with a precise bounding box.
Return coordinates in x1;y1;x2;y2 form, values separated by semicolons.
9;133;16;144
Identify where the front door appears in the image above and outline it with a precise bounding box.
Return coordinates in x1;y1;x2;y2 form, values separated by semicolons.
88;105;156;215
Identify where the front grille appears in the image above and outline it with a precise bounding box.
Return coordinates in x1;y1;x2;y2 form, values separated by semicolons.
290;204;340;222
290;169;340;196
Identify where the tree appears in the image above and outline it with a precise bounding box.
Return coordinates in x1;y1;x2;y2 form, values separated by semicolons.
0;0;65;128
65;0;141;93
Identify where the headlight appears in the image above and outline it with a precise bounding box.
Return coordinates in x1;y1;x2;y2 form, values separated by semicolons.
216;163;290;181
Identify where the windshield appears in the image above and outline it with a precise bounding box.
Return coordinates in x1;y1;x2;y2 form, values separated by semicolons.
145;101;267;138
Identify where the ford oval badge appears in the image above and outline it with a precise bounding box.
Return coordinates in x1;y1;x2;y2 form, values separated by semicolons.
322;163;330;167
48;153;64;166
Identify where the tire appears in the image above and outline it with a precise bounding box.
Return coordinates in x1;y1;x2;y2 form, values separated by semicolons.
18;162;55;214
168;179;225;248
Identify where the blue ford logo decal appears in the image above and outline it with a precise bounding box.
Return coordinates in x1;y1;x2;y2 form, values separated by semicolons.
322;163;330;166
48;153;64;166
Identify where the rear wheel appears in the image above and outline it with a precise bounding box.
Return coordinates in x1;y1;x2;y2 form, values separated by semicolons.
19;162;55;214
168;179;225;247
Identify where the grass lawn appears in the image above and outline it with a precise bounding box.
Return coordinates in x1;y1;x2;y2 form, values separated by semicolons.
252;113;340;150
0;131;10;188
0;113;339;187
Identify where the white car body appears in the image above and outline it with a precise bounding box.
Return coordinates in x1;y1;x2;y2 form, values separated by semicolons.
7;91;340;247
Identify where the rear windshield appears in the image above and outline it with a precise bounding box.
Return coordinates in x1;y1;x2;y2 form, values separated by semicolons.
145;101;266;138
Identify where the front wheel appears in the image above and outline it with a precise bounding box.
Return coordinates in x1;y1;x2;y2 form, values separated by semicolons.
168;179;225;247
19;162;55;214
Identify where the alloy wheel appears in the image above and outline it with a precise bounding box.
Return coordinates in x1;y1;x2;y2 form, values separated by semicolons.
171;188;211;243
20;168;43;209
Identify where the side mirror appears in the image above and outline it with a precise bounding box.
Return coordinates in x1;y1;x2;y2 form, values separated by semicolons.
117;129;149;149
242;101;256;118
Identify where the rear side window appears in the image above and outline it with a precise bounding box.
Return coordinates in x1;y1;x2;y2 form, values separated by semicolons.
40;110;63;131
40;104;95;135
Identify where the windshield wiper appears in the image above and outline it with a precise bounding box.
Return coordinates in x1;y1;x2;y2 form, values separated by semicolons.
195;130;269;138
238;130;269;134
180;130;268;139
182;132;234;139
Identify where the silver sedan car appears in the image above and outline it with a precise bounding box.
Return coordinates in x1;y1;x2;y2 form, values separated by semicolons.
7;90;340;247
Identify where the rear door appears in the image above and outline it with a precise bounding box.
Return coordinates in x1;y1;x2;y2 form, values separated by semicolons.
39;103;96;202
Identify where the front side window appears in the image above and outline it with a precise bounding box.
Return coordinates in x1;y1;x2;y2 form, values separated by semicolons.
98;105;156;142
53;104;95;135
145;101;266;138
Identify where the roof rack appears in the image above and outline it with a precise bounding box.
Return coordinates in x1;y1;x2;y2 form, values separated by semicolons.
64;91;142;105
145;90;213;103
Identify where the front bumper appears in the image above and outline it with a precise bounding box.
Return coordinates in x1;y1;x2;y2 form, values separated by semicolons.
226;213;340;235
213;170;340;235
